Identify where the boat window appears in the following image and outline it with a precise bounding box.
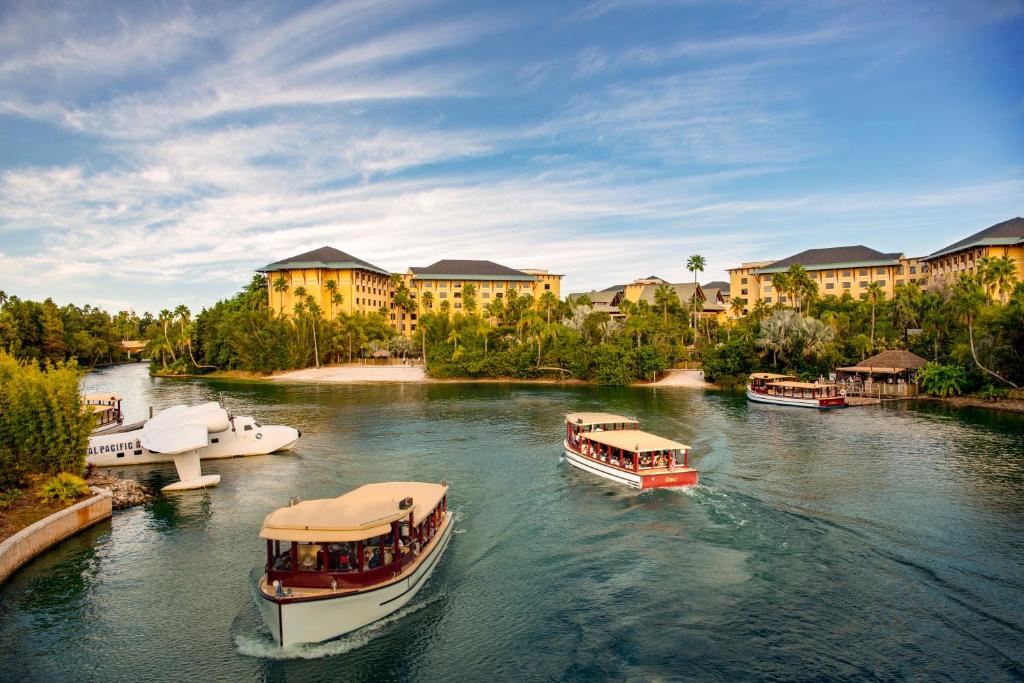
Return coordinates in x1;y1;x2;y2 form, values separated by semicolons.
326;542;357;572
273;542;294;571
296;543;322;572
254;421;262;428
244;424;253;431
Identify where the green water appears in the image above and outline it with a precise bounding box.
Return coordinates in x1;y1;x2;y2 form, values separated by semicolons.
1;364;1023;681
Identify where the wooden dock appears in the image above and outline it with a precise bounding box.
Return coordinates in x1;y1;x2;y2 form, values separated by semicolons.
846;396;881;406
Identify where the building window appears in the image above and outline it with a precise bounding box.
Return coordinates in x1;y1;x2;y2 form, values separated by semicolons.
482;292;490;298
454;292;462;298
411;314;417;320
439;282;447;288
875;268;885;275
741;277;748;284
875;280;886;286
454;282;462;288
896;279;904;286
764;297;772;303
842;270;851;277
496;293;504;298
825;283;834;290
495;283;503;289
859;281;868;288
843;282;851;288
764;285;772;292
896;266;904;274
455;303;462;309
859;269;868;276
544;283;551;290
423;282;432;288
439;292;448;299
824;271;834;278
741;288;748;295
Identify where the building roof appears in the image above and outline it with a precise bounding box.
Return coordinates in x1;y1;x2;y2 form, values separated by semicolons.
409;259;535;281
926;217;1024;260
568;290;620;306
601;284;626;293
259;482;448;543
257;246;389;276
634;282;703;306
565;412;638;427
581;429;689;453
703;280;730;294
757;246;904;274
854;349;927;371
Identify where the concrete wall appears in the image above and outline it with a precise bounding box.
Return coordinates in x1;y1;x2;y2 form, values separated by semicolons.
0;487;112;584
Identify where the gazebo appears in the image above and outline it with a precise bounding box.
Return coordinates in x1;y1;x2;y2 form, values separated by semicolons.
836;349;928;397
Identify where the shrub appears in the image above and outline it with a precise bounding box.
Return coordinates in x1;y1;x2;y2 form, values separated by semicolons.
918;362;967;397
0;488;22;508
40;472;90;503
0;350;94;491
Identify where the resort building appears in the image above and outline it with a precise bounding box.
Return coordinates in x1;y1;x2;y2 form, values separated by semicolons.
703;281;730;303
922;217;1024;291
258;246;392;318
396;259;563;334
727;248;925;313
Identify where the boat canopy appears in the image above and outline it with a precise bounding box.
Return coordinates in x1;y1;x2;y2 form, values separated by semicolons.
750;373;795;380
581;429;688;453
565;412;638;427
260;482;448;543
768;380;835;389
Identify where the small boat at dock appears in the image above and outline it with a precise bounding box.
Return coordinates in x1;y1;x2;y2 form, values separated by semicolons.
82;394;124;433
563;413;697;489
746;373;846;409
255;481;453;647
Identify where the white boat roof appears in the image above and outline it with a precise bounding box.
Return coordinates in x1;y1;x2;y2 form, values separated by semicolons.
581;429;689;453
260;482;448;543
750;373;796;380
565;412;638;427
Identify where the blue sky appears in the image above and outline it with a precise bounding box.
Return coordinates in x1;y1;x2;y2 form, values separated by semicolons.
0;0;1022;313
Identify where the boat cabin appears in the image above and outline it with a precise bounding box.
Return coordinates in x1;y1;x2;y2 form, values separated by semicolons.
748;373;797;393
82;394;123;429
761;380;843;401
576;429;691;472
260;482;449;592
565;412;638;448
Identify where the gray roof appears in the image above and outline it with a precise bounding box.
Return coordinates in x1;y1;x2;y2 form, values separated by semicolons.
409;259;534;280
601;284;626;293
703;280;730;294
926;217;1024;259
758;245;903;273
257;246;388;275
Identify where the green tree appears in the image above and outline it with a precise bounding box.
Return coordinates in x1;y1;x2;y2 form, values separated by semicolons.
950;274;1017;387
918;362;967;397
272;276;289;310
865;281;885;350
653;283;679;324
686;254;706;329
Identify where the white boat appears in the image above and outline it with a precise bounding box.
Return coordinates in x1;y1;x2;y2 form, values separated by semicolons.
87;402;300;491
255;481;453;647
562;413;698;489
746;373;847;409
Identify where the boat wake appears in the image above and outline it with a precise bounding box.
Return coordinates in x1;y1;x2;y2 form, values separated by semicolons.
234;595;442;660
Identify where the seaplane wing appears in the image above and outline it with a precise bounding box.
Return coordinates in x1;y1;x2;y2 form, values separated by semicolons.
140;423;210;454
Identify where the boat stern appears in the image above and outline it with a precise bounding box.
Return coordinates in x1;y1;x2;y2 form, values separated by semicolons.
641;468;698;489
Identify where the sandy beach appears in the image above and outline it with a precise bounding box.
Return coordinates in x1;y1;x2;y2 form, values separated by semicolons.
270;364;427;383
649;369;715;389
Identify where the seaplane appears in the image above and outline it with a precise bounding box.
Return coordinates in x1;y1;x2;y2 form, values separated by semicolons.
87;402;300;491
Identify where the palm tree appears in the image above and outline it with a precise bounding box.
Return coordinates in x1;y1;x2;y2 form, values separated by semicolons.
865;281;885;350
421;291;434;312
981;255;1018;304
572;293;593;309
538;291;559;324
306;300;322;368
173;304;190;359
272;276;289;311
851;333;871;361
950;274;1017;387
653;283;679;324
729;296;747;319
476;319;492;354
784;265;815;312
446;327;461;350
331;292;344;319
686;254;705;329
462;283;478;312
439;299;451;315
772;271;791;309
158;309;177;362
325;279;339;319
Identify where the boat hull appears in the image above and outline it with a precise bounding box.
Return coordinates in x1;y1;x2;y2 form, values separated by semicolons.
562;443;697;489
258;511;454;647
87;422;299;467
746;389;846;409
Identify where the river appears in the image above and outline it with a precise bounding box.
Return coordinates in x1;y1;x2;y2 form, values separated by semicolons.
1;364;1023;681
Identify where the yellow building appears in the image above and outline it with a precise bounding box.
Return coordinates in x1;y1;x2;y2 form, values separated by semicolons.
727;247;925;313
395;260;563;334
922;217;1024;293
258;246;392;318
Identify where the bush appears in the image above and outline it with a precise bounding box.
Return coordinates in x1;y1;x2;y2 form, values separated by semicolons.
918;362;967;397
0;488;22;508
0;350;94;491
40;472;90;503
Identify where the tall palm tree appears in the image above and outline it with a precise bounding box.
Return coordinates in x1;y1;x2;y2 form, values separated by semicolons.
653;283;679;324
981;255;1018;304
325;279;339;319
865;281;885;350
272;276;289;311
538;291;559;324
772;272;791;309
462;283;478;312
686;254;705;330
439;299;451;315
476;319;492;354
158;309;177;362
420;291;434;312
173;304;190;359
729;296;747;319
446;327;461;350
950;274;1017;387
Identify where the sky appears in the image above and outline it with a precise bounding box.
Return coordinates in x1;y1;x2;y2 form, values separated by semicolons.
0;0;1022;314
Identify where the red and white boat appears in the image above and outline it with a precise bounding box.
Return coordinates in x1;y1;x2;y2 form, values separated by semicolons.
563;413;697;489
746;373;846;409
255;481;452;647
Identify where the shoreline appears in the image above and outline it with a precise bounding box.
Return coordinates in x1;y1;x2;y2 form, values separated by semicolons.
916;395;1024;415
